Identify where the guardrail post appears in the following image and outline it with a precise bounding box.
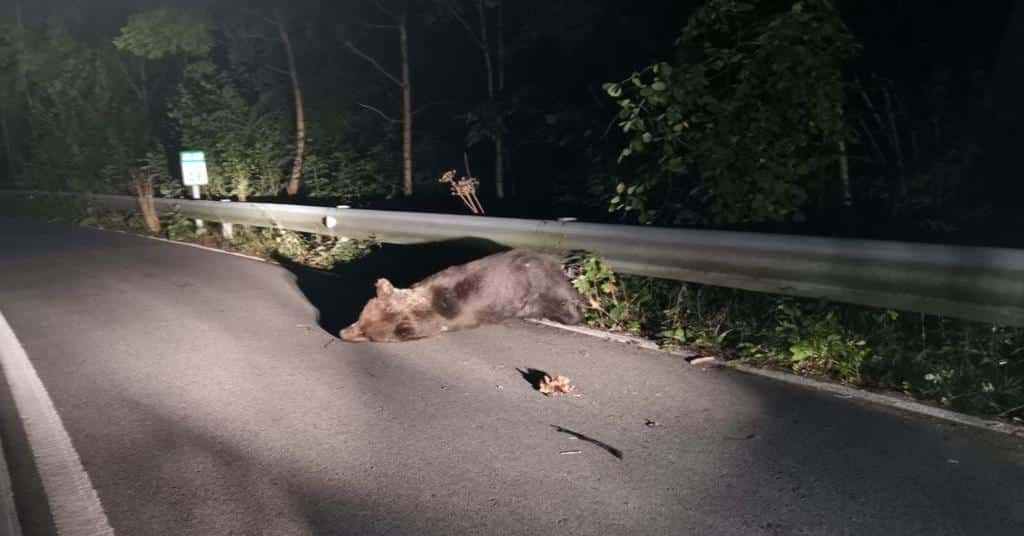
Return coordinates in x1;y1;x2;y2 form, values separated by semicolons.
191;185;204;230
219;199;234;239
322;205;351;242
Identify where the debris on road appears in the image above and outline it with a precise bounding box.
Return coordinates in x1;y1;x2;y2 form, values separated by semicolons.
559;450;582;455
644;418;662;427
689;356;718;366
552;425;623;460
539;374;576;396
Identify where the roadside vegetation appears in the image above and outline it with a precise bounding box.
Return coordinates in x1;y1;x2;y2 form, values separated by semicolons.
567;252;1024;420
1;1;1021;422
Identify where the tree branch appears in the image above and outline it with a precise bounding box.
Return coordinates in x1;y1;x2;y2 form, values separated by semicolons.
443;1;484;50
345;40;402;87
357;102;400;124
239;6;280;29
360;22;400;30
265;64;291;76
114;56;144;101
230;29;275;42
372;0;399;20
412;100;452;116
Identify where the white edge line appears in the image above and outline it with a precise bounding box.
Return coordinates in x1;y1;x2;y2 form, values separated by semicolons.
93;227;346;279
81;224;1024;439
103;229;271;263
526;319;1024;439
0;311;115;536
719;362;1024;437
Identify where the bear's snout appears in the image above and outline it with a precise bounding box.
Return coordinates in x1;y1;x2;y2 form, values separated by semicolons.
339;323;368;342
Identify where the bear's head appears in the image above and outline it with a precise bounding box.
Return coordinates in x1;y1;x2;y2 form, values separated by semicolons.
339;278;436;342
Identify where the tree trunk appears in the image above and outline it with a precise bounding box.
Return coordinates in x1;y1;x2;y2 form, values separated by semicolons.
834;102;851;210
133;173;161;234
838;139;850;207
15;4;34;112
474;0;503;199
476;0;495;99
496;0;504;92
140;59;150;138
989;3;1024;131
496;0;512;198
400;14;413;197
277;17;306;197
494;134;505;199
0;107;14;184
344;10;412;196
14;3;33;184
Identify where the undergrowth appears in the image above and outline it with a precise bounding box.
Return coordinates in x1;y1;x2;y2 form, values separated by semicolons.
566;254;1024;420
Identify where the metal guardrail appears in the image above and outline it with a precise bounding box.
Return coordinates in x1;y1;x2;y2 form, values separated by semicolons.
5;189;1024;327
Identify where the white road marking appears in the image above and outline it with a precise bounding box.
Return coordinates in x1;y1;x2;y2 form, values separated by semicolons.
0;310;115;536
527;318;1024;438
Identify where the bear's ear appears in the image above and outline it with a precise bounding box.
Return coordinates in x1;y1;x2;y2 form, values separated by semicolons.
375;278;395;297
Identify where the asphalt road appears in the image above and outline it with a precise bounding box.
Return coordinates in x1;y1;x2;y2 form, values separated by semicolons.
0;218;1022;536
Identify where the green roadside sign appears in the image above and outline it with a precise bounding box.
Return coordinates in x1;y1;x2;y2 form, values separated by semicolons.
180;150;209;186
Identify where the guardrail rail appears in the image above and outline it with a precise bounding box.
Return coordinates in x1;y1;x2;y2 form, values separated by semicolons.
4;189;1023;327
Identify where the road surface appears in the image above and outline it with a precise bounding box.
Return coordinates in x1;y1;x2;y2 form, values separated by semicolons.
0;218;1022;536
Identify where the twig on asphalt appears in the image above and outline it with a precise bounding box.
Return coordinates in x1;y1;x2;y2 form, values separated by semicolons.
551;425;623;459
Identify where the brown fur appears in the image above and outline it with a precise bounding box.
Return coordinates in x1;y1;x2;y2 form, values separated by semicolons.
339;249;586;343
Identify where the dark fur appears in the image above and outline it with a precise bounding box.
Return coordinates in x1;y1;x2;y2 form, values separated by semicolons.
339;250;586;342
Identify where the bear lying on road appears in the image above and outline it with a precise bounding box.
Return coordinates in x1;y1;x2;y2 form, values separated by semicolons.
339;249;586;342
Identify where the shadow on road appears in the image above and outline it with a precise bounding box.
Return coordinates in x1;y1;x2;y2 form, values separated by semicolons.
515;367;550;390
271;237;510;338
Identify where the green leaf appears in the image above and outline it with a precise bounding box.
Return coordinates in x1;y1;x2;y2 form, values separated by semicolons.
609;305;624;322
113;8;212;59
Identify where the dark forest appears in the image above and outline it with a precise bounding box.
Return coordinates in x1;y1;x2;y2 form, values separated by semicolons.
1;0;1021;245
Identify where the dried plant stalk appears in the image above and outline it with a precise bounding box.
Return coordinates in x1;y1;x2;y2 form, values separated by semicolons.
439;168;486;215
